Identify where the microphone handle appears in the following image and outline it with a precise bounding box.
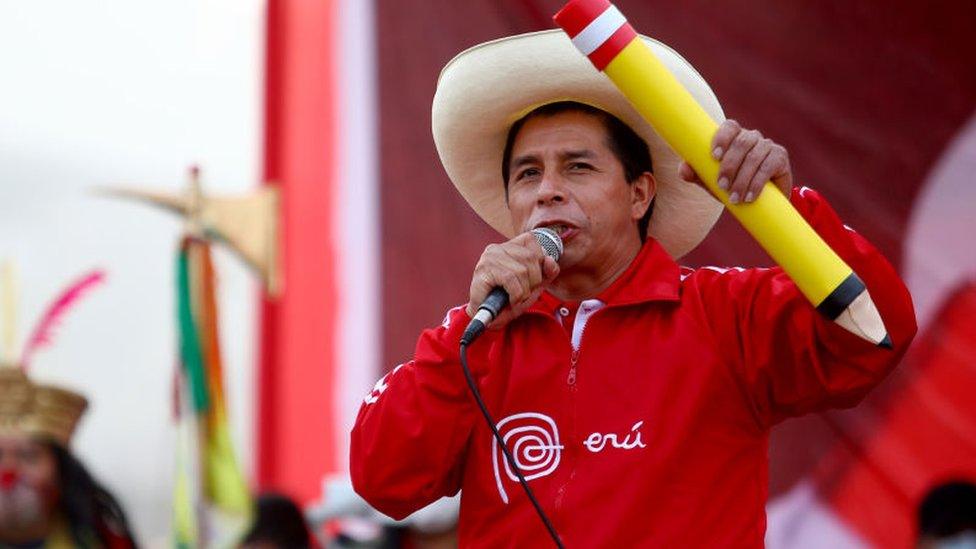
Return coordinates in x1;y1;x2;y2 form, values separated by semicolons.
460;287;508;345
478;287;509;320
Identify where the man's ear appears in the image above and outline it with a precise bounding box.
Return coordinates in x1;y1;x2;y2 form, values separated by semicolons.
631;172;656;220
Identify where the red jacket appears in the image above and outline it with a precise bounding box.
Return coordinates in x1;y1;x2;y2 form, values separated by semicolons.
351;187;916;547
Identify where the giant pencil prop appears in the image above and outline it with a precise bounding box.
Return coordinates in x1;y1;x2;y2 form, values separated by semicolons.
554;0;891;348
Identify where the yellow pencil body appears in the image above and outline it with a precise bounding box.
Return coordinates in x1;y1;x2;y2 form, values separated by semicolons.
605;40;852;307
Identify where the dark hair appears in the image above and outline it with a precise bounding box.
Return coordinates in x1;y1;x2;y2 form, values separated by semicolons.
918;480;976;539
241;493;314;548
501;101;655;241
50;442;137;548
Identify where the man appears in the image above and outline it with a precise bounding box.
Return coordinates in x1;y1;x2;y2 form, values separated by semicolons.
351;31;916;547
0;367;135;548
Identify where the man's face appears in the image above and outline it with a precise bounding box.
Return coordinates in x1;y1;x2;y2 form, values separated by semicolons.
0;434;58;537
506;110;653;272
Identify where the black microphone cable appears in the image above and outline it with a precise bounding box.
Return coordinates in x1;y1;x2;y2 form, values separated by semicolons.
459;342;565;549
456;227;565;548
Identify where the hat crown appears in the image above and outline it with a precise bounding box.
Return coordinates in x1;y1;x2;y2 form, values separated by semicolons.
0;364;87;446
0;367;33;432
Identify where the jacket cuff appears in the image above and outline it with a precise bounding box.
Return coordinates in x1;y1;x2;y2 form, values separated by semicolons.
787;185;917;353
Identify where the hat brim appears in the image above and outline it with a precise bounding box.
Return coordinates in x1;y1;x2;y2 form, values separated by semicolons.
432;30;725;259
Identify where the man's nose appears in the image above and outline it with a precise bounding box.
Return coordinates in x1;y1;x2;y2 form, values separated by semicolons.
536;173;566;206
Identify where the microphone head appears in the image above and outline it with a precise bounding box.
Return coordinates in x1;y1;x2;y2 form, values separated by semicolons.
531;227;563;262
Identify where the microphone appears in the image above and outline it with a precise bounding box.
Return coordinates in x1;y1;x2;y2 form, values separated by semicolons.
460;227;563;345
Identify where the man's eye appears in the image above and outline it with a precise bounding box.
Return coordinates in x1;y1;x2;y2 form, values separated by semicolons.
515;168;540;181
569;162;593;171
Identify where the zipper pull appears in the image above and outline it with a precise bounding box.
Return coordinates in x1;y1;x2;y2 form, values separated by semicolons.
567;349;580;385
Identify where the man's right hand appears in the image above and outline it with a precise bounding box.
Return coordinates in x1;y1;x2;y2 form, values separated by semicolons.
466;232;560;330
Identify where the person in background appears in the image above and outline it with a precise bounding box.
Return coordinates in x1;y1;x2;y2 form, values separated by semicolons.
0;367;135;548
305;474;458;548
917;481;976;549
240;493;317;549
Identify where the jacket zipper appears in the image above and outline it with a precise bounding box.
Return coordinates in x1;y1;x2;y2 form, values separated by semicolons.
567;349;580;385
555;299;603;535
566;299;602;386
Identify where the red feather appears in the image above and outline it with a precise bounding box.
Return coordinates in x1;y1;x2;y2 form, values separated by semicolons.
20;270;107;369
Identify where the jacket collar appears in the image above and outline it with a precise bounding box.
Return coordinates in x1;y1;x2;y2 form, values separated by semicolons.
531;238;681;314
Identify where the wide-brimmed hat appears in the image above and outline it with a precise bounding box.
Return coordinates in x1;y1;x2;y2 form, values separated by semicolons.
432;30;725;259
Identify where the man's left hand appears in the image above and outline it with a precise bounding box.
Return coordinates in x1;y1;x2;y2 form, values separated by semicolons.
678;119;793;203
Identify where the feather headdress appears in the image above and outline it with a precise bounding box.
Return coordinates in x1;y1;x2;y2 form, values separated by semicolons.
20;270;106;369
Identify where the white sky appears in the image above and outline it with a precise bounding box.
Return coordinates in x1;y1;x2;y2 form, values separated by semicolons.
0;0;265;543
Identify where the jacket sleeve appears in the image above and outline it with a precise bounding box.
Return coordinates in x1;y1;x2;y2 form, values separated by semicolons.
691;186;918;428
350;305;494;519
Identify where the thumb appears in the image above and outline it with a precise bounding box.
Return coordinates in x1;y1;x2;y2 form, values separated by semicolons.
543;256;560;282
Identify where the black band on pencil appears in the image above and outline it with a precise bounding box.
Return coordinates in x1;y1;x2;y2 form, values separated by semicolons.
816;272;865;320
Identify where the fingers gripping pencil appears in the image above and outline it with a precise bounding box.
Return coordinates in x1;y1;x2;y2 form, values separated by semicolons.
554;0;891;348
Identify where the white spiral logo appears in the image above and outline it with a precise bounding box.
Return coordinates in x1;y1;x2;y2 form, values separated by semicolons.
492;412;564;504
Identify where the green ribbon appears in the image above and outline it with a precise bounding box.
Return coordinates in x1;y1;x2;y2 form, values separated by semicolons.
177;245;210;413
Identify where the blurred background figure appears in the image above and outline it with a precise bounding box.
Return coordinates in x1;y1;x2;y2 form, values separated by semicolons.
0;400;135;548
916;481;976;549
306;475;457;548
240;493;317;549
0;269;135;548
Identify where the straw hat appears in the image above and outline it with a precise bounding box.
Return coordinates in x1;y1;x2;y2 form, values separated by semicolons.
0;365;88;446
432;30;725;259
